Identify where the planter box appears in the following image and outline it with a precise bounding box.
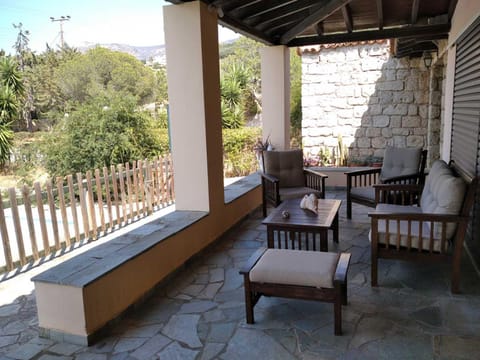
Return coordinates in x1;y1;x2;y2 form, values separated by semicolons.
310;166;372;190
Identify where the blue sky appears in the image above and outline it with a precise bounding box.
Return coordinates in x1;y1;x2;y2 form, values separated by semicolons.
0;0;238;54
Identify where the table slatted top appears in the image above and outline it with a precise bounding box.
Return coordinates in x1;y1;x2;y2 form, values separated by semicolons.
262;198;341;229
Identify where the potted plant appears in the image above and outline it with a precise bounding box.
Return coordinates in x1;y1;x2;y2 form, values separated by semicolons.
254;136;272;171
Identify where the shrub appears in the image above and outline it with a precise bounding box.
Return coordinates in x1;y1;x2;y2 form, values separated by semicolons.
223;127;261;177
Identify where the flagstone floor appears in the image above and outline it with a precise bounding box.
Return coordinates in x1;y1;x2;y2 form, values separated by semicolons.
1;191;480;359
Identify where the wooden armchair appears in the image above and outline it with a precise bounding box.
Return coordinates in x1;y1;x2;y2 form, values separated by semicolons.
369;160;478;293
345;147;427;219
260;150;327;217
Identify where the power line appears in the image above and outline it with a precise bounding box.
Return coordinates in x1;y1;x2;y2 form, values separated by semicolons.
50;15;70;49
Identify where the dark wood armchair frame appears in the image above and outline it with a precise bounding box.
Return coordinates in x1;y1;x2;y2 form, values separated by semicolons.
260;168;327;217
369;164;478;294
240;248;351;335
345;149;428;219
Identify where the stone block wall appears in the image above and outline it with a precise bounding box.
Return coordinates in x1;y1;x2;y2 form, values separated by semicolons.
301;40;443;165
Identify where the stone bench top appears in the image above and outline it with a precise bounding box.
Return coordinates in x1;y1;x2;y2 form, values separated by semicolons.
224;173;261;204
32;211;208;287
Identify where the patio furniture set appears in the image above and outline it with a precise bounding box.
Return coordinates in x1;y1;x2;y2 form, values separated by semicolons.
242;147;478;335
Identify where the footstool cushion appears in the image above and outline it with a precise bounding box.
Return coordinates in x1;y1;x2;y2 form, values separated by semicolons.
250;249;340;289
240;248;351;335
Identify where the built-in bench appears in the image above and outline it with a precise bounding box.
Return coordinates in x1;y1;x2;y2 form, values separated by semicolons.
33;173;261;345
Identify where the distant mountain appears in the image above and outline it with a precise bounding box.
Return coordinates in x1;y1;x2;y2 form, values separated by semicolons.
78;42;166;65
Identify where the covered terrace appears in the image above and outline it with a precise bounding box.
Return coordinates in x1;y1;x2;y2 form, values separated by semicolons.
2;0;480;358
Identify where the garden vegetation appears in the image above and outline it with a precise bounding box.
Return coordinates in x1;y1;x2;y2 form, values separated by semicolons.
0;28;301;185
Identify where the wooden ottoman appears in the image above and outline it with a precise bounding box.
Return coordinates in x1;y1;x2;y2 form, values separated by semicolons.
240;248;351;335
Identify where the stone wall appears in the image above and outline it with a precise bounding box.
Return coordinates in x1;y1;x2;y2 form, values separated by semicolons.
301;40;443;165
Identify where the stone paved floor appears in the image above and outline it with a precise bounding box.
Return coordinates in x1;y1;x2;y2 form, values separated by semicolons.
1;191;480;359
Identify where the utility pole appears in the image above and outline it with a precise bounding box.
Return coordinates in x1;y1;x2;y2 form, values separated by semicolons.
50;15;70;49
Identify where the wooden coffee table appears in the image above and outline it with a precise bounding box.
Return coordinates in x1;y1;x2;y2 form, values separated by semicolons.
262;198;341;252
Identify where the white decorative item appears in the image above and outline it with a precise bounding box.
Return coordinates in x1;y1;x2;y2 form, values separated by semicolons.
300;193;318;213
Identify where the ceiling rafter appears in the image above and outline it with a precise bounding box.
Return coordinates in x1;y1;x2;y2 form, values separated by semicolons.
411;0;420;25
316;22;324;36
341;4;353;33
258;9;309;33
376;0;383;30
279;0;354;44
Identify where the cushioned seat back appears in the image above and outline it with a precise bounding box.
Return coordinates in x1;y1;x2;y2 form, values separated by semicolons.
381;147;422;180
420;160;467;239
263;150;305;188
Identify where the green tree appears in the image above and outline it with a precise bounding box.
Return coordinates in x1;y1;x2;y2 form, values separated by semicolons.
0;57;22;166
56;47;157;107
42;94;164;177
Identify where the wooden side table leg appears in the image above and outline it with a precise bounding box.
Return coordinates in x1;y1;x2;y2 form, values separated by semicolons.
333;212;339;244
320;230;328;252
267;227;274;248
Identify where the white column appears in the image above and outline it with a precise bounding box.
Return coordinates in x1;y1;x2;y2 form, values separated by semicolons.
260;46;291;150
164;1;224;211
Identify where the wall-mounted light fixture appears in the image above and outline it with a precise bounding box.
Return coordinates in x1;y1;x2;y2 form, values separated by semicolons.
423;51;433;68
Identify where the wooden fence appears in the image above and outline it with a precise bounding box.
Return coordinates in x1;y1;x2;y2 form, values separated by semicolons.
0;155;175;274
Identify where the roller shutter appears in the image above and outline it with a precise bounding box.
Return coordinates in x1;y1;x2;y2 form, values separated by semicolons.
452;15;480;263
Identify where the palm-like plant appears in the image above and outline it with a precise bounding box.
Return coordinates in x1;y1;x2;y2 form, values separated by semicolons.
0;57;24;96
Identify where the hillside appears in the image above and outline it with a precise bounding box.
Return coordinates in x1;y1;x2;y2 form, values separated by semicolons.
78;42;166;65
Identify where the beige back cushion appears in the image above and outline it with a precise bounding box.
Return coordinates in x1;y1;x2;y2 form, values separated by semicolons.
381;146;422;180
263;150;305;188
420;160;467;239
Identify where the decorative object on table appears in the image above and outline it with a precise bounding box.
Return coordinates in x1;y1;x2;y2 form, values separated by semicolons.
300;193;318;213
281;210;290;219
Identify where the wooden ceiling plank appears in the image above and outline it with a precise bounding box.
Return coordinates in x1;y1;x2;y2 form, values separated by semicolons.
288;23;450;46
218;14;276;45
231;0;292;20
376;0;383;30
279;0;354;44
341;4;353;33
244;0;319;27
411;0;420;25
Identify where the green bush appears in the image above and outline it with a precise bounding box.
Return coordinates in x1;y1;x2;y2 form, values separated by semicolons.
42;94;166;177
223;127;261;177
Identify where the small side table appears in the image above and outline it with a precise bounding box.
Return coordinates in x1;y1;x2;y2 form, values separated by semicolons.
262;198;341;252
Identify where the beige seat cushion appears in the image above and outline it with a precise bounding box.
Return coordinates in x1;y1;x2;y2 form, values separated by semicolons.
369;204;446;252
249;249;340;289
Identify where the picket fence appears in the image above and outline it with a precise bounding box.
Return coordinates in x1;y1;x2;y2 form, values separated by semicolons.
0;155;175;274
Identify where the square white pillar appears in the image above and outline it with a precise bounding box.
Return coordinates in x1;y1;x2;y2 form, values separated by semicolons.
260;46;291;150
164;1;224;211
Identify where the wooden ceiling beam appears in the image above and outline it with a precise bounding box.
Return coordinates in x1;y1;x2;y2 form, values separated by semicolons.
411;0;420;25
376;0;383;30
288;23;450;46
316;22;324;36
448;0;458;21
341;4;353;33
279;0;354;44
